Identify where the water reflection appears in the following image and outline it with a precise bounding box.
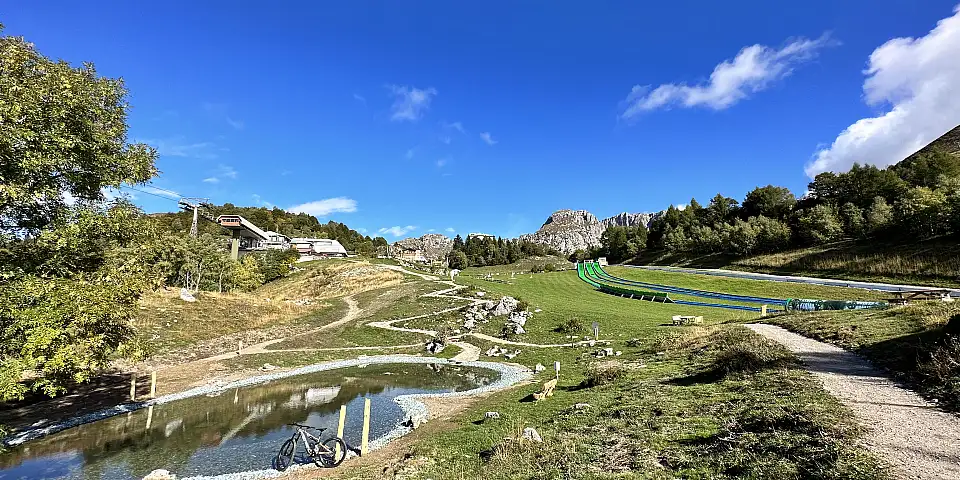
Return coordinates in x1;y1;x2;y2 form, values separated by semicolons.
0;363;497;479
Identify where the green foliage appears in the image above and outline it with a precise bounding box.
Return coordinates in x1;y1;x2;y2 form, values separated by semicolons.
742;185;796;219
795;204;844;245
567;249;588;263
451;234;558;268
582;361;627;387
232;255;266;292
0;31;157;231
866;196;894;234
600;224;647;263
530;263;545;273
896;186;950;239
840;202;866;238
0;276;138;401
446;250;468;270
553;317;587;334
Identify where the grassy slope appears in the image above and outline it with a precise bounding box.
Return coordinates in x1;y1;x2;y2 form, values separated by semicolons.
769;302;960;411
636;238;960;288
323;267;887;479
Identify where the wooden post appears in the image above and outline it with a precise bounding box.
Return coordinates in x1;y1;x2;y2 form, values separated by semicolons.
361;398;371;455
760;305;768;317
336;405;347;458
149;371;157;398
145;405;154;430
238;341;243;355
130;373;137;401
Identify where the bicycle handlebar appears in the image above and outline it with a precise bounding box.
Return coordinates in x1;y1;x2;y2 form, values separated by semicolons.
287;423;325;431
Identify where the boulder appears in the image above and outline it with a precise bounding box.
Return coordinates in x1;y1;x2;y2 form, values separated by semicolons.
259;363;277;372
491;297;519;317
179;288;196;303
462;319;476;330
484;411;501;420
425;339;445;354
573;403;592;410
476;291;485;297
521;427;543;443
534;363;546;373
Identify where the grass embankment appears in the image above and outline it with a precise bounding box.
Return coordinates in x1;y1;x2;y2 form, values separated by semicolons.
635;237;960;287
770;302;960;411
309;267;890;479
135;259;406;360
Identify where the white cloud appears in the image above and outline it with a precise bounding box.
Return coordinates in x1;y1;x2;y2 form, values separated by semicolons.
388;85;437;121
622;34;832;117
217;164;238;179
353;93;366;103
806;7;960;177
445;227;455;233
141;137;218;159
378;225;417;237
480;132;497;145
439;136;452;145
443;121;465;133
226;116;244;130
405;148;415;159
427;228;436;232
202;177;219;184
287;197;358;217
436;158;448;168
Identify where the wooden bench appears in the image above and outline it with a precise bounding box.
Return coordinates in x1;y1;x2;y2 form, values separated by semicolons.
533;378;557;401
887;289;955;305
671;315;703;326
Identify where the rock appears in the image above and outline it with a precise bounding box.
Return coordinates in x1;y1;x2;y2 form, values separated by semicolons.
605;348;614;356
179;288;196;302
504;350;521;359
491;297;519;316
518;210;660;254
615;351;622;356
534;363;546;373
484;411;501;420
521;427;543;443
392;234;454;262
143;470;177;480
485;346;503;357
462;319;476;330
534;308;542;313
260;363;277;371
588;340;596;347
508;312;528;326
476;291;485;297
573;403;592;410
452;329;461;335
482;300;496;310
425;339;445;354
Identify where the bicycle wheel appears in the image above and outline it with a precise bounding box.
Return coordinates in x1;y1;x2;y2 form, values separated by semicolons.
312;437;347;467
275;438;296;471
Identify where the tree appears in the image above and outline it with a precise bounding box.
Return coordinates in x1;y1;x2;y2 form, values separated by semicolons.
742;185;796;220
795;205;844;245
0;30;157;232
840;203;866;238
704;194;740;226
232;255;265;291
892;148;960;188
723;219;758;255
447;250;468;270
895;186;950;238
568;249;588;263
866;197;893;234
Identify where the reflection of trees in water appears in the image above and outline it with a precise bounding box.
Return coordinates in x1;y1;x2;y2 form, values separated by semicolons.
0;364;499;478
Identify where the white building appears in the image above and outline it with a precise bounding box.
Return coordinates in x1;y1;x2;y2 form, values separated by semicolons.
292;238;348;257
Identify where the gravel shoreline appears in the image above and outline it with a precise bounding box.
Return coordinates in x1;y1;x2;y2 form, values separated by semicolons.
3;355;532;479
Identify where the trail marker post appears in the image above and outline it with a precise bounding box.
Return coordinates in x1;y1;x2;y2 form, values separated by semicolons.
592;322;599;340
149;371;157;398
336;405;347;458
760;305;768;317
130;374;137;401
554;361;561;380
361;398;371;455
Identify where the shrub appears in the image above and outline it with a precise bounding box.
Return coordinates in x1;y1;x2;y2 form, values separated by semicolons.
544;263;557;272
530;264;545;273
554;317;586;334
583;361;628;387
708;331;796;377
516;299;530;312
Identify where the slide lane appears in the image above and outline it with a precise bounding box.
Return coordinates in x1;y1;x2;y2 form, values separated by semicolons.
593;263;787;306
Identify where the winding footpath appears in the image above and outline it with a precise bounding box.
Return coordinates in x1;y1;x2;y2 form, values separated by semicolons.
747;324;960;480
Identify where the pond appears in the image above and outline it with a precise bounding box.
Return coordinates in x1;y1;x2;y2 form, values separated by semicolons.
0;362;500;479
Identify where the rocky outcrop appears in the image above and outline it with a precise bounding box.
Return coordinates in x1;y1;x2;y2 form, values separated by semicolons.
393;233;453;262
520;209;659;254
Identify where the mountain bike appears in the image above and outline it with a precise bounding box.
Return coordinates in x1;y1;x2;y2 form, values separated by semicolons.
275;423;347;471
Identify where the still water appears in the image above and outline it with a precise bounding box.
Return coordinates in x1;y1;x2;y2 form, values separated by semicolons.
0;363;498;479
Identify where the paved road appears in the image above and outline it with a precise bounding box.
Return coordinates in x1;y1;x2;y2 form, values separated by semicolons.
624;265;960;296
748;324;960;479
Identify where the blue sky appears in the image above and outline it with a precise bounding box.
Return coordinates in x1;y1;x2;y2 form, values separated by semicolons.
6;1;960;239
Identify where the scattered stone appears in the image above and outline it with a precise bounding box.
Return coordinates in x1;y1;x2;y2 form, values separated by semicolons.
504;350;521;360
462;319;477;330
573;403;592;410
615;351;622;356
521;427;543;443
484;411;501;420
476;291;485;297
534;308;542;313
260;363;277;372
534;363;546;373
452;329;461;335
588;340;596;347
179;288;196;303
605;348;614;356
143;470;177;480
491;296;520;316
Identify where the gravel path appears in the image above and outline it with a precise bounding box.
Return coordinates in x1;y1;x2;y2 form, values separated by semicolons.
747;323;960;479
450;341;481;361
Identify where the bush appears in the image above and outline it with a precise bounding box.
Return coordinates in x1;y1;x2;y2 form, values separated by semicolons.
708;331;796;377
583;361;628;387
554;317;586;334
516;299;530;312
530;264;545;273
544;263;557;272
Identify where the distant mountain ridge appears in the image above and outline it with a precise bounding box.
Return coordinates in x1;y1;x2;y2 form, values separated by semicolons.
520;209;659;254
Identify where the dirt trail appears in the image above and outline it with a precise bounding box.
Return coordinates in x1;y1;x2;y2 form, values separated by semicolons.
747;323;960;480
202;296;361;361
450;341;481;362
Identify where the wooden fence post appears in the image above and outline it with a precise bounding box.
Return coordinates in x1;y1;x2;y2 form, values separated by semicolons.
130;373;137;401
336;405;347;458
149;371;157;398
361;398;371;455
760;305;768;317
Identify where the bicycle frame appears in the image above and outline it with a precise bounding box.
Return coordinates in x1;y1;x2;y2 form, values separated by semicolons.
294;428;333;456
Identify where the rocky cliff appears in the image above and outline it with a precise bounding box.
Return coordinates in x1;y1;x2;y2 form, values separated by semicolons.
520;209;658;254
393;233;453;261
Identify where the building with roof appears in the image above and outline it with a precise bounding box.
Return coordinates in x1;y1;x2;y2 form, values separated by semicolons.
292;238;348;257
